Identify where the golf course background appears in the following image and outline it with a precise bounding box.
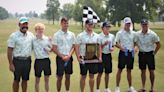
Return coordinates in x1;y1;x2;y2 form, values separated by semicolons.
0;19;163;92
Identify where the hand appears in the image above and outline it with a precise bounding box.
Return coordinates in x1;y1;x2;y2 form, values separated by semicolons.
110;47;114;52
104;41;109;46
9;64;15;72
77;56;81;63
99;57;102;63
62;55;70;62
120;47;125;52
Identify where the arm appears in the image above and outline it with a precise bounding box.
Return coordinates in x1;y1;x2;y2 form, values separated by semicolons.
52;45;64;59
75;44;81;63
154;42;161;55
99;44;102;62
7;47;15;72
115;42;125;51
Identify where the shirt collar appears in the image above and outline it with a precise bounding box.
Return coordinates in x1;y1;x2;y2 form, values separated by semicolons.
84;30;94;37
18;31;27;36
140;29;151;35
60;29;68;35
101;32;109;37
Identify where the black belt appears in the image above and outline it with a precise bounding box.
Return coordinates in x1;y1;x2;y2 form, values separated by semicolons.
139;51;154;54
14;56;31;60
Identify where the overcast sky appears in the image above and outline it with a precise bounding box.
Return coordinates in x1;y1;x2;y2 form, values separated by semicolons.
0;0;75;14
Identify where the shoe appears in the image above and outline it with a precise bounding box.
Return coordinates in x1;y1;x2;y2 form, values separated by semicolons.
138;89;146;92
149;89;155;92
104;88;111;92
128;86;137;92
115;87;120;92
96;89;100;92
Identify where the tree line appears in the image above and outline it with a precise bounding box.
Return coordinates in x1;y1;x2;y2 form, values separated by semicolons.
0;0;164;26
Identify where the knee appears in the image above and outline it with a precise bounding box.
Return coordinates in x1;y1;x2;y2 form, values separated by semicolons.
127;69;131;73
57;76;63;81
89;74;94;80
81;75;86;80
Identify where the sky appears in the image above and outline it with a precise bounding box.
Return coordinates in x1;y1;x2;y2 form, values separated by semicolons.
0;0;75;14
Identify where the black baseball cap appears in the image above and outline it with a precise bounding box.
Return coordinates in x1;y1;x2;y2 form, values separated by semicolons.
141;19;148;24
85;19;93;25
102;21;111;28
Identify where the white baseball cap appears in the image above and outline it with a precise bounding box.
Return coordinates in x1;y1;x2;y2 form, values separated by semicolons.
123;17;132;24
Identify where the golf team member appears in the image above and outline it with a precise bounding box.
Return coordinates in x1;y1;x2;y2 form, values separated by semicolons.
136;19;160;92
52;17;75;92
96;21;115;92
7;17;34;92
115;17;137;92
33;23;52;92
75;19;102;92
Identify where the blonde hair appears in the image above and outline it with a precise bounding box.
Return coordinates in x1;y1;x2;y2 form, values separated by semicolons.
34;23;45;31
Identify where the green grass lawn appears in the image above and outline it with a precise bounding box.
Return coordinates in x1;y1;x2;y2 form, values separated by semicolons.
0;19;164;92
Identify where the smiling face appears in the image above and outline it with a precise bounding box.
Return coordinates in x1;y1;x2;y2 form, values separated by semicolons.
61;20;69;31
124;23;131;31
85;23;94;32
102;26;110;35
141;23;148;33
19;22;28;33
34;23;45;37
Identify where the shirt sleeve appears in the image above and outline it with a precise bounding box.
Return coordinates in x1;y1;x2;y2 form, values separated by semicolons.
7;33;16;48
112;35;115;46
72;33;76;44
51;33;58;45
75;34;81;44
153;32;160;43
115;31;120;44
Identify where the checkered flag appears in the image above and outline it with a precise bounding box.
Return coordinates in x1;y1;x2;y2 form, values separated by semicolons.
83;6;100;23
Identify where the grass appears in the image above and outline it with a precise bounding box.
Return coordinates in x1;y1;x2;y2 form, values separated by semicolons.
0;19;164;92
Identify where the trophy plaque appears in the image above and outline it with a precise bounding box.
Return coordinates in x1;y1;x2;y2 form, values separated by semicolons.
83;43;100;63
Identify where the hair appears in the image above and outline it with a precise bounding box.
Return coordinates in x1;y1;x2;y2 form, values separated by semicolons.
34;23;45;30
60;17;68;23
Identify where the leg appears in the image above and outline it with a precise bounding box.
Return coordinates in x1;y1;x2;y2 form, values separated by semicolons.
116;69;122;87
105;73;109;89
22;80;27;92
89;74;94;92
13;80;19;92
80;75;86;92
35;77;40;92
44;76;50;92
65;74;70;91
141;70;146;90
149;70;155;91
127;69;132;87
96;73;102;89
57;76;63;92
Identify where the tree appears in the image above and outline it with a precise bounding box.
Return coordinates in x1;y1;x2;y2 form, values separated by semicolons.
107;0;161;29
61;3;74;20
0;6;9;20
46;0;60;24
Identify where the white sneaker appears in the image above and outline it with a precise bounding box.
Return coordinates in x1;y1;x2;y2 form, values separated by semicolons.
128;86;137;92
96;89;100;92
104;88;111;92
115;87;120;92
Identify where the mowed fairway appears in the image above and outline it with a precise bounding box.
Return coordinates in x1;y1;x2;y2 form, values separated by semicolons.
0;19;164;92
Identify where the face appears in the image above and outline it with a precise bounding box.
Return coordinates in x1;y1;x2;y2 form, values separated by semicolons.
61;21;68;31
124;23;131;30
86;23;93;32
19;22;28;33
141;23;148;32
102;26;110;35
35;27;44;36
